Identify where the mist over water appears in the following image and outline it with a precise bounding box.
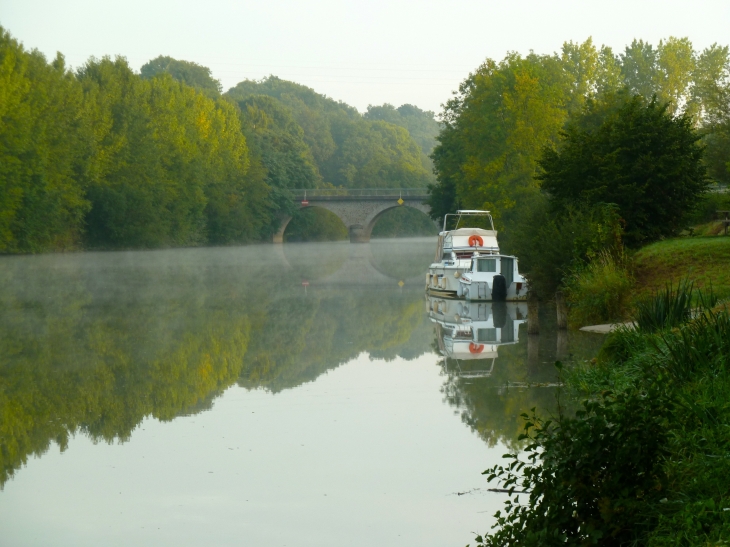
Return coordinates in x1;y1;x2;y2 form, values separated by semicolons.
0;239;602;546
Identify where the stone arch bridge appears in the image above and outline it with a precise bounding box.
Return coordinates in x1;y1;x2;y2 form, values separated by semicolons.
273;188;434;243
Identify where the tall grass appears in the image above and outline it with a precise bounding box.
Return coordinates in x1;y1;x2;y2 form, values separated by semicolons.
563;250;633;326
634;279;719;333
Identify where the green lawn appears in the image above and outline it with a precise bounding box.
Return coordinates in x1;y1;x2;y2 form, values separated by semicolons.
633;235;730;299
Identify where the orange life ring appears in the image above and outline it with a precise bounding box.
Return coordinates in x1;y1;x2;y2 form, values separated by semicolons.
469;343;484;354
468;235;484;247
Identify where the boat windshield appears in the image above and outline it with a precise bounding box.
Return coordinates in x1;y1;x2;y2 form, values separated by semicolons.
443;210;494;232
475;258;497;272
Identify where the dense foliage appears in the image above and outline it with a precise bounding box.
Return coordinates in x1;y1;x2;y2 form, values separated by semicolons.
0;27;436;253
477;285;730;546
140;55;222;97
226;77;435;189
429;37;730;295
539;94;707;247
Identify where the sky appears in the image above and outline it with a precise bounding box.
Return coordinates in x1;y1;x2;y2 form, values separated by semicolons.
2;0;729;114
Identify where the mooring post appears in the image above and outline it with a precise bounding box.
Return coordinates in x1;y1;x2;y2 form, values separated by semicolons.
556;290;568;330
527;329;540;374
527;290;539;335
556;329;568;361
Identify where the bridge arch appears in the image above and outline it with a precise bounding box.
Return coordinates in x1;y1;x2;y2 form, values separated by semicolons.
273;189;436;243
361;202;434;242
273;205;349;244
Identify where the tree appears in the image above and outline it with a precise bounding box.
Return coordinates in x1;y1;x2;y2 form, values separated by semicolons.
236;94;321;232
79;57;269;248
0;27;90;252
538;93;708;246
140;55;222;97
427;49;573;230
227;76;433;189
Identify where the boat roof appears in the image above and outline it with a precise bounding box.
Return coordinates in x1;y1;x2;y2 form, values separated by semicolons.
443;228;497;237
443;210;495;232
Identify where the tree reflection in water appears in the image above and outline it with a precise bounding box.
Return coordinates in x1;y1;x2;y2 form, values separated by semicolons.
0;242;435;487
0;240;603;488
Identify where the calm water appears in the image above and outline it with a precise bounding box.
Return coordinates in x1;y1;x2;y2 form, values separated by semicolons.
0;239;603;546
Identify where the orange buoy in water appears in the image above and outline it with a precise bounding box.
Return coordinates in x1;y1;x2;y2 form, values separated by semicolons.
469;343;484;354
468;235;483;247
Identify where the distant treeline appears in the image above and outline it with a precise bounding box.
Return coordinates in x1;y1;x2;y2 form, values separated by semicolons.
0;28;439;253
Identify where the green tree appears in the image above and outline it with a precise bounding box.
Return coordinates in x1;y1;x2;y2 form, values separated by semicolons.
227;76;433;189
538;93;708;246
693;45;730;185
656;37;696;117
365;103;440;155
428;49;573;230
140;55;222;97
620;39;658;99
364;103;441;178
0;27;90;252
237;94;321;226
79;57;269;248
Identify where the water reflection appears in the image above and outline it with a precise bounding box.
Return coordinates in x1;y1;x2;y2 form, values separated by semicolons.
0;240;609;545
432;298;604;449
427;297;527;370
0;242;436;488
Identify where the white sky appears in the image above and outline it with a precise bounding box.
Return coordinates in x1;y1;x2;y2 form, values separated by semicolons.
2;0;729;114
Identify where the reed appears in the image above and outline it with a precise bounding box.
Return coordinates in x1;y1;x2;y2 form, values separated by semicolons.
634;279;718;333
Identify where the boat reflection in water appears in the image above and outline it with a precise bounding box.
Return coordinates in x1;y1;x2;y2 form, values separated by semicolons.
426;296;527;378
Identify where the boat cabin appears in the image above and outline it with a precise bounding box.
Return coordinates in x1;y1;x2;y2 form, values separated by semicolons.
435;228;499;262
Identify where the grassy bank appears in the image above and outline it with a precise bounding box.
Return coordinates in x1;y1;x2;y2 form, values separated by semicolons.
477;286;730;546
563;234;730;327
634;236;730;299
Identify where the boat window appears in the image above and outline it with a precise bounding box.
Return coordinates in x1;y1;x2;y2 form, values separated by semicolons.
476;258;497;273
477;328;497;342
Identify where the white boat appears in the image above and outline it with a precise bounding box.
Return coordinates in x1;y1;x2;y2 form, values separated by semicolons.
426;296;527;377
425;210;527;301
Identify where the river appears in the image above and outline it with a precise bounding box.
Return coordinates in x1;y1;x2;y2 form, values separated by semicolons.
0;239;603;546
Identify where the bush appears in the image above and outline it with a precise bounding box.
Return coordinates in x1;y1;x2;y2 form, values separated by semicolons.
684;190;730;225
478;387;672;546
507;200;624;298
563;250;633;326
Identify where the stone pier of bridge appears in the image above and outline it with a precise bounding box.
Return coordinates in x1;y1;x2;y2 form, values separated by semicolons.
273;189;435;243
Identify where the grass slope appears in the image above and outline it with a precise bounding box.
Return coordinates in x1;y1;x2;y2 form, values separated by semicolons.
633;236;730;299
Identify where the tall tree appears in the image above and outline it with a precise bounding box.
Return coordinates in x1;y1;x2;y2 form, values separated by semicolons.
538;93;708;246
0;27;89;252
237;94;321;221
140;55;222;98
428;49;572;230
620;39;658;99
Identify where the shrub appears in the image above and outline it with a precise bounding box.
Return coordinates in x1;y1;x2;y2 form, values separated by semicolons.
508;201;624;298
477;387;672;547
563;250;633;326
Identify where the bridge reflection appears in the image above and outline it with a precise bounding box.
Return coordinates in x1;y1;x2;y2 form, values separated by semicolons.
272;238;436;287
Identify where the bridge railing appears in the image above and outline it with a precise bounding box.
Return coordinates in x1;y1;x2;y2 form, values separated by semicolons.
291;188;429;198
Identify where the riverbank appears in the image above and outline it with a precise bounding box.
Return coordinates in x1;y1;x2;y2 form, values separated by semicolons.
478;285;730;545
633;235;730;299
